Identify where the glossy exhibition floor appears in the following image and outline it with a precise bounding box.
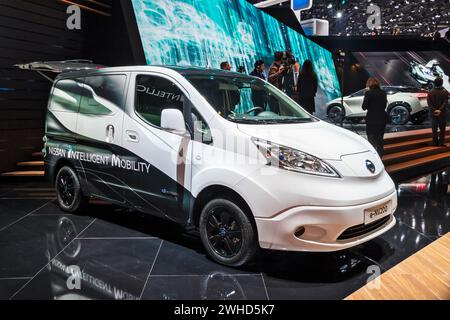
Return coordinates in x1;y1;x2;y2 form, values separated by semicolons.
0;169;449;300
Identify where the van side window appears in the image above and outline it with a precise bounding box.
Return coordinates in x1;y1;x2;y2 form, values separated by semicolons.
135;75;185;127
80;75;127;115
49;78;83;112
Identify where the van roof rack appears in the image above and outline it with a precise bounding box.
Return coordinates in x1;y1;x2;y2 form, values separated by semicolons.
14;60;106;82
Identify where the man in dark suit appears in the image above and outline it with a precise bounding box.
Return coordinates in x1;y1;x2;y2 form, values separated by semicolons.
427;77;449;146
250;60;267;109
362;77;388;157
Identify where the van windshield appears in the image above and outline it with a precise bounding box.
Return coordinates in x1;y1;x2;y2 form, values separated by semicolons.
184;75;314;124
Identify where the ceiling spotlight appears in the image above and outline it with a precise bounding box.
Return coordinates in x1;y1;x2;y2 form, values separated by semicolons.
336;11;343;18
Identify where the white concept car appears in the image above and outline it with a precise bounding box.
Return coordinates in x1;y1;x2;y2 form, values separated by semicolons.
326;86;430;125
42;66;397;266
409;60;450;91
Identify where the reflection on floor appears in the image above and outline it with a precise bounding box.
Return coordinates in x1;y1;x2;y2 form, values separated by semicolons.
0;169;449;300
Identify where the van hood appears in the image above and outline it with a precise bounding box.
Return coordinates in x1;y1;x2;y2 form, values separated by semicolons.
237;121;372;160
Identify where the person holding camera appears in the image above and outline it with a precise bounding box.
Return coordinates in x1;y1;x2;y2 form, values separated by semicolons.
427;77;449;146
268;52;286;114
268;52;285;90
283;57;298;101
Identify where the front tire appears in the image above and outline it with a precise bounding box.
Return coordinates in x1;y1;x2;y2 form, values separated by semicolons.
327;104;345;123
199;198;258;267
55;166;88;214
389;104;410;125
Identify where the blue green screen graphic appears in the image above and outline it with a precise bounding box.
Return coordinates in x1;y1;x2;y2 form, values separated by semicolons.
131;0;341;112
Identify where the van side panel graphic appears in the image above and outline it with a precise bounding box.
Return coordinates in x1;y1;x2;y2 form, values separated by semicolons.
46;111;193;224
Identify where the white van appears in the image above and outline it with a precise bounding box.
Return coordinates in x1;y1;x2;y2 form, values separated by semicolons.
44;66;397;266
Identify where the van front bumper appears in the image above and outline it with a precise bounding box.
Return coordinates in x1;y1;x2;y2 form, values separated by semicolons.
255;190;397;252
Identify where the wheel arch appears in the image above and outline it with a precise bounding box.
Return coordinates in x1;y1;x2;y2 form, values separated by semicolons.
191;184;257;236
51;158;76;183
387;101;412;113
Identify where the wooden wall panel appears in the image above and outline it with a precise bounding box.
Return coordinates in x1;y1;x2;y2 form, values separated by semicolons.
0;0;86;173
0;0;136;174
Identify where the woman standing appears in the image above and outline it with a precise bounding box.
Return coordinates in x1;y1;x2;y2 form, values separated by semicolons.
362;77;388;157
297;60;318;114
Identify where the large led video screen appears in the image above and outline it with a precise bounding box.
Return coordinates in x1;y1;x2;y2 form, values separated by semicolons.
131;0;341;115
354;51;450;92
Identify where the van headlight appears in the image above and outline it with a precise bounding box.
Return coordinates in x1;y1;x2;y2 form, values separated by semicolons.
252;138;341;178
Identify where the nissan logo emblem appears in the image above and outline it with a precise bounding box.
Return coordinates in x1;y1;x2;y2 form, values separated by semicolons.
366;160;376;174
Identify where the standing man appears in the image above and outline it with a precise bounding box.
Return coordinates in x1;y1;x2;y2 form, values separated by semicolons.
250;60;267;109
250;60;265;80
427;77;449;146
220;61;231;71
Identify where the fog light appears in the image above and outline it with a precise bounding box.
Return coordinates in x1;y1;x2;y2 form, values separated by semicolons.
294;226;306;238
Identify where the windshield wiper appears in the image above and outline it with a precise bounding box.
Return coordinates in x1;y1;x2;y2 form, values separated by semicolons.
276;118;313;123
228;117;313;124
228;118;263;124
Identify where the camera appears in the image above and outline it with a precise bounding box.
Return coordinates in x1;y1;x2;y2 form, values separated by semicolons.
281;50;296;69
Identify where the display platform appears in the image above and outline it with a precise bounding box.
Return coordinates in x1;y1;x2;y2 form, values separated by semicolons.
346;232;450;300
0;169;448;300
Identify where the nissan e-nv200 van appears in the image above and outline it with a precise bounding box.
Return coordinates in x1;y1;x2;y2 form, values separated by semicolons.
44;66;397;266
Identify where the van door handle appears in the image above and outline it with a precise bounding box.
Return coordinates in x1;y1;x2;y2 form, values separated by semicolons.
106;125;115;143
126;130;139;142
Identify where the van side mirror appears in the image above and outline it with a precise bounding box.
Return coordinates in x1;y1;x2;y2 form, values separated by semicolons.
161;109;186;133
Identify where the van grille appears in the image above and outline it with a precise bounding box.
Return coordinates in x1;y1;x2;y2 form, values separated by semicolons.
337;216;391;241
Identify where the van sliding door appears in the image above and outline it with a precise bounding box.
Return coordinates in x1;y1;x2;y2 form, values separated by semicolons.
121;73;193;223
75;74;128;203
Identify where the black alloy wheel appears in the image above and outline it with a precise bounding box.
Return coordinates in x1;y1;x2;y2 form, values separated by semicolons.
200;198;258;267
206;207;243;258
55;166;88;214
57;170;75;207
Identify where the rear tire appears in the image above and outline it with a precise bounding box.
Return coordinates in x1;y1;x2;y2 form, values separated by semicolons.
55;166;88;214
199;198;258;267
424;82;433;91
410;112;428;125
